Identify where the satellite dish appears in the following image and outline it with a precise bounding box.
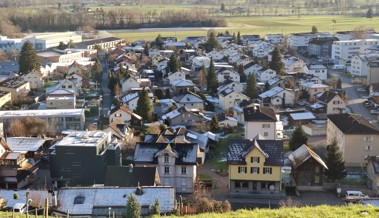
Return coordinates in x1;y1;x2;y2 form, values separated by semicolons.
269;185;275;191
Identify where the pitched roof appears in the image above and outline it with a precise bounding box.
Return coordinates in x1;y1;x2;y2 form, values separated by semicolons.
171;79;196;87
243;104;277;122
133;143;199;165
317;91;342;103
173;91;203;104
109;105;142;120
105;166;158;187
259;86;284;98
289;144;328;169
227;139;283;166
327;113;379;135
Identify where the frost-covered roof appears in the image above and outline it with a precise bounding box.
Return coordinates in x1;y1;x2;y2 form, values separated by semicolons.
259;86;284;98
7;137;46;152
289;112;316;120
0;190;49;208
299;82;329;89
55;187;175;215
171;79;196;87
173;92;203;104
289;144;328;169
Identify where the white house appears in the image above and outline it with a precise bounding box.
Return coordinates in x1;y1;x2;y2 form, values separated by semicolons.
264;34;285;44
243;104;283;140
331;39;379;62
256;68;277;82
219;88;250;110
108;105;142;125
287;32;318;51
217;69;240;83
250;41;275;58
121;92;154;111
192;56;211;70
21;70;44;89
351;53;379;77
168;71;186;85
304;64;328;80
172;91;204;110
259;86;295;107
46;78;78;96
217;79;244;94
206;50;224;61
283;56;307;74
244;62;263;76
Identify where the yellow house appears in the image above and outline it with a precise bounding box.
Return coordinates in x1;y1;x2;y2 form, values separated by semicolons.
228;139;283;194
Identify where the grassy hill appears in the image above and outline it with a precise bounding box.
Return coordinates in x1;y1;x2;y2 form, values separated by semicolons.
165;205;379;218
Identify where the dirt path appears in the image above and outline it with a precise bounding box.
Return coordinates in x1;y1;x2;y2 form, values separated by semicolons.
198;163;229;199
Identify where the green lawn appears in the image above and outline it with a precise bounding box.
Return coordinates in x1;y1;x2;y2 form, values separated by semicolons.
113;15;379;42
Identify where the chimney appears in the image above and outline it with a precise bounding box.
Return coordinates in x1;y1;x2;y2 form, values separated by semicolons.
135;182;143;195
129;164;133;173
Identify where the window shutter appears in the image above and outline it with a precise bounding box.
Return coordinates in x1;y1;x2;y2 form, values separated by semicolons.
238;167;241;173
257;157;260;163
250;167;253;174
257;167;260;174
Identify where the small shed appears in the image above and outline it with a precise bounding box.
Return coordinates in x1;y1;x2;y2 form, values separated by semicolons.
289;112;316;125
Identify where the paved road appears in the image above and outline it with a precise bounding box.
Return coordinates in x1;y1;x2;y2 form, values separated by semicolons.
100;57;112;117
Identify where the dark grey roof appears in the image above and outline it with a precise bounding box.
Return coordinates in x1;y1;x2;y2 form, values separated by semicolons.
105;166;158;187
327;113;379;135
317;91;340;103
133;143;198;165
308;37;339;45
243;104;277;122
227;139;283;166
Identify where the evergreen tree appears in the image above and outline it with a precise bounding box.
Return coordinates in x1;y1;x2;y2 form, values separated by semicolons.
367;8;374;19
245;74;257;98
143;42;149;56
126;194;141;218
324;137;346;182
206;59;218;94
155;34;164;50
19;41;40;75
232;32;236;43
336;78;342;89
57;42;67;50
198;64;207;87
270;47;284;75
289;126;308;151
264;81;270;92
149;199;160;216
136;89;154;122
91;61;103;84
237;64;247;83
237;31;242;45
311;26;318;34
168;54;180;73
221;3;225;11
205;31;219;52
210;115;219;132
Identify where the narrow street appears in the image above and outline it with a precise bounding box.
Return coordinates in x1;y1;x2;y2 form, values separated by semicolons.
100;57;112;118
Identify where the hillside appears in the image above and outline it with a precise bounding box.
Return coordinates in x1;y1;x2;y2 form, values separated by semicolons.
166;205;378;218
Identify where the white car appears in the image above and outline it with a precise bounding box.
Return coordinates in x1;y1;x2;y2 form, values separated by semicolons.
345;191;369;200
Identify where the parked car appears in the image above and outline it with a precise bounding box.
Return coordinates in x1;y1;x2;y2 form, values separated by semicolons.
13;203;27;214
370;110;379;115
345;191;369;200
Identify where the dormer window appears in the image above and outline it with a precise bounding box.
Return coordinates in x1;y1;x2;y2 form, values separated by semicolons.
74;196;85;204
164;154;169;163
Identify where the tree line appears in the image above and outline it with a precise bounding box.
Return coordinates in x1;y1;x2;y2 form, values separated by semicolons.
0;7;226;36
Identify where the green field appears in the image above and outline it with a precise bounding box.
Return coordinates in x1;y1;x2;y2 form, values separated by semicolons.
113;15;379;42
167;205;379;218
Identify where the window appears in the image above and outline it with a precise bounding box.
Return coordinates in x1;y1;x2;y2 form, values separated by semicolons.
264;132;268;137
365;145;372;151
164;154;169;163
261;181;275;190
164;167;170;174
181;167;187;175
262;124;270;128
315;166;319;173
263;167;272;174
250;167;259;174
234;180;248;189
74;196;85;204
251;157;260;163
238;166;247;174
364;136;373;142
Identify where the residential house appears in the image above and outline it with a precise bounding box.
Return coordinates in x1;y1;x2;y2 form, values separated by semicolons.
219;116;238;128
0;109;85;132
267;77;285;88
134;142;199;193
67;61;89;77
206;50;224;61
332;39;379;62
256;68;277;82
250;41;275;58
367;61;379;85
105;165;160;187
351;53;379;78
104;120;133;141
50;130;122;186
0;90;11;108
46;78;79;96
68;70;89;89
307;37;339;58
367;156;379;196
121;91;154;112
227;139;284;194
259;86;295;107
162;106;210;127
327;113;379;167
289;112;316;125
171;79;196;95
304;64;328;80
287;32;319;51
317;91;346;115
109;105;142;126
217;69;240;83
46;90;76;109
217;79;244;94
233;100;253;124
168;71;186;85
243;104;283;140
173;91;204;110
0;78;30;100
299;82;330;101
264;34;285;44
21;70;44;89
244;62;263;76
289;144;328;186
219;88;250;110
192;56;211;71
283;57;306;74
53;186;175;217
121;77;151;94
